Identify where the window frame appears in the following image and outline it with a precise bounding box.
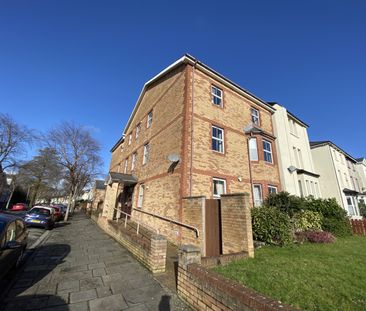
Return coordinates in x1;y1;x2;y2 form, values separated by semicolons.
128;133;132;145
212;125;224;154
137;184;145;209
263;140;273;164
124;158;128;174
268;185;278;195
131;152;137;171
135;123;141;139
253;184;263;207
143;143;149;165
249;138;258;161
251;107;260;126
147;111;153;128
211;85;223;107
212;178;226;198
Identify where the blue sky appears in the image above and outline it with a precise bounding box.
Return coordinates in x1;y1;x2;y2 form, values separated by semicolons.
0;0;365;173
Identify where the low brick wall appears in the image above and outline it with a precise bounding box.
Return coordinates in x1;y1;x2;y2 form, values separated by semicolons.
178;245;296;311
97;216;167;273
201;252;250;269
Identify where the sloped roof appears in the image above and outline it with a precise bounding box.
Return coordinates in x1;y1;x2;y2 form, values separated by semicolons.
94;180;106;190
310;141;357;162
111;54;276;152
268;102;309;128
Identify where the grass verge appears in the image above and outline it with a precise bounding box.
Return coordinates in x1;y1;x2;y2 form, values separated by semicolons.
214;236;366;311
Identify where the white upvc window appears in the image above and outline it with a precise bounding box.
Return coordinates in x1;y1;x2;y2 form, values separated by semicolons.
135;123;141;139
131;152;137;171
249;138;258;161
147;111;153;128
346;196;357;216
128;133;132;145
298;180;304;197
268;185;278;195
212;126;224;153
143;143;149;165
211;86;223;107
137;184;145;208
306;180;310;196
263;140;273;163
253;184;263;207
251;107;260;125
213;178;226;198
124;158;128;174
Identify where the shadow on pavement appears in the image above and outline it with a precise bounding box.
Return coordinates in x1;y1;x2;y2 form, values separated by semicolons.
1;243;70;311
159;294;171;311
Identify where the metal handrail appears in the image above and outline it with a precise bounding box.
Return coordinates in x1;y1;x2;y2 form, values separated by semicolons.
133;208;200;238
112;207;159;235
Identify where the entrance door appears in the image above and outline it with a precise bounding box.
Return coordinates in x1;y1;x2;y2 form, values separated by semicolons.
205;199;221;257
121;185;134;215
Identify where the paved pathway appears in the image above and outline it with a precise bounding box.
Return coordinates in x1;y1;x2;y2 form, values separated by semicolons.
1;212;190;311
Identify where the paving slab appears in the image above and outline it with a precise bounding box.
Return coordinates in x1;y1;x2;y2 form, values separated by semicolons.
1;211;190;311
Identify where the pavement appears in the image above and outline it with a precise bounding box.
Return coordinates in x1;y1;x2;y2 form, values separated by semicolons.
0;211;190;311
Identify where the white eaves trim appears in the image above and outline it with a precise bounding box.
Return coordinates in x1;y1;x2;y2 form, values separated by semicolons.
121;54;275;139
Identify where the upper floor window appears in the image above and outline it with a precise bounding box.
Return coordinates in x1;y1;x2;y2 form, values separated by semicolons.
128;133;132;145
251;108;260;125
211;86;223;107
249;138;258;161
212;126;224;153
124;158;128;174
263;140;273;163
289;118;298;136
143;143;150;165
253;184;263;207
135;123;141;139
147;111;153;128
131;152;137;171
213;178;226;198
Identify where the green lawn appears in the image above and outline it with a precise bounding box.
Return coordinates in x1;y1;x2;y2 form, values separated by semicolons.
214;236;366;311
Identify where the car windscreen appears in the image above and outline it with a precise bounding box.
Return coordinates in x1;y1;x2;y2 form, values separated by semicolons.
29;208;50;216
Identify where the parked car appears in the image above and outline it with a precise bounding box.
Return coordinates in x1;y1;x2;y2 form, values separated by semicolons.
24;206;55;230
0;214;28;279
10;203;28;211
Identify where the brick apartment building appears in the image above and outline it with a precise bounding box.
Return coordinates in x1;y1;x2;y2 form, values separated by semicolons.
102;54;281;246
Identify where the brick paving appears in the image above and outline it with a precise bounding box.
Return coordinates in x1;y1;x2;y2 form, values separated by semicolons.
1;212;190;311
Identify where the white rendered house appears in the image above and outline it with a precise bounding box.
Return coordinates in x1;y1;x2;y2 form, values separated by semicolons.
310;141;361;218
270;103;321;198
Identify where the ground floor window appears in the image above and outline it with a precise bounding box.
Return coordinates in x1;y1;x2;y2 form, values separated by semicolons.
268;185;277;195
137;184;145;208
213;178;226;198
346;195;358;216
253;184;263;207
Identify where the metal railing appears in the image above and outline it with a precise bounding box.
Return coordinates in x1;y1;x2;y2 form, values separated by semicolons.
112;207;158;235
133;208;200;238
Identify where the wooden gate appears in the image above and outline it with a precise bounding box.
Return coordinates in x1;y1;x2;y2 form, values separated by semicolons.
205;199;222;257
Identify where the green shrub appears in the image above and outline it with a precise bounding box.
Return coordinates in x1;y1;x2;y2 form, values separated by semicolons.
252;207;292;246
359;200;366;218
293;210;322;232
264;191;306;217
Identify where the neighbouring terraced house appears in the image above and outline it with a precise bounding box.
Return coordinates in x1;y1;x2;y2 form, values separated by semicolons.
310;141;362;218
270;102;321;198
101;54;282;249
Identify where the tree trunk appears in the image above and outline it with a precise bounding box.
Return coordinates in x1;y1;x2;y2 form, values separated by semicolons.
5;185;15;209
64;192;73;221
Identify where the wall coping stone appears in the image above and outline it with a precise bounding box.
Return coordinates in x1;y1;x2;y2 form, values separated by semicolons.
182;196;206;199
221;193;249;197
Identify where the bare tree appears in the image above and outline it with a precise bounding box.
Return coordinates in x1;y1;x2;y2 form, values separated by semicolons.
47;122;102;220
0;114;34;195
19;148;64;206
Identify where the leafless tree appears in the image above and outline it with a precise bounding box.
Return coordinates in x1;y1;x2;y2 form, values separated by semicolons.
47;122;102;220
19;148;64;206
0;113;35;195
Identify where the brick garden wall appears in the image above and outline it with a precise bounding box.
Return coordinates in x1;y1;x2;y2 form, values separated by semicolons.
177;246;297;311
97;216;167;273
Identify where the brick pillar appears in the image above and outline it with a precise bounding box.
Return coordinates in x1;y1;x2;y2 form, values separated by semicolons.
220;193;254;258
102;183;119;220
150;234;167;273
178;245;201;268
